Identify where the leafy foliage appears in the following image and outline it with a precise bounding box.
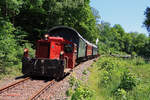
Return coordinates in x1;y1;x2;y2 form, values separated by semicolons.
98;21;150;57
71;85;94;100
0;18;34;76
114;88;127;100
118;71;138;91
144;7;150;34
68;75;94;100
13;0;99;44
82;70;88;75
0;0;23;18
88;57;150;100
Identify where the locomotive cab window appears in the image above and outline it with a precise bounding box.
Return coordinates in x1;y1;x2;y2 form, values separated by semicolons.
64;44;73;53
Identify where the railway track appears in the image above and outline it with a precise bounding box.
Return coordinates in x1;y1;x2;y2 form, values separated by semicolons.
0;77;55;100
0;58;99;100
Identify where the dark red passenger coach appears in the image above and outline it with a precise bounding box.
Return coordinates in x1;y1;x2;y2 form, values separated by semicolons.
22;26;98;80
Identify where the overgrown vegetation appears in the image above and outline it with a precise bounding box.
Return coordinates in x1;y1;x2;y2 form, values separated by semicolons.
88;57;150;100
66;75;94;100
0;19;34;78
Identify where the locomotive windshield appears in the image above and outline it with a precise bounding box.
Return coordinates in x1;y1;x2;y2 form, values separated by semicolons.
64;44;73;53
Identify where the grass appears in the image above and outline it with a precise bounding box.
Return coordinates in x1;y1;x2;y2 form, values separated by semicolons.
0;64;22;80
88;62;104;100
127;62;150;100
88;57;150;100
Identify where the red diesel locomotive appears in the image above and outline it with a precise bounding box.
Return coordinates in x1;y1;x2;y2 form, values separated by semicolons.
22;26;98;80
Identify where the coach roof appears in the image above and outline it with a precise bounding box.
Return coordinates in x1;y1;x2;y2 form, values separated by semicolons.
48;26;97;48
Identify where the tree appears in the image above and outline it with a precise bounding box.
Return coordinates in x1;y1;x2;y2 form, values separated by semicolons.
144;7;150;35
91;7;101;24
14;0;99;44
0;18;19;72
0;0;23;23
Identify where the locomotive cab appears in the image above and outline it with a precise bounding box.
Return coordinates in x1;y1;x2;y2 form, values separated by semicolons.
36;37;64;60
22;34;76;79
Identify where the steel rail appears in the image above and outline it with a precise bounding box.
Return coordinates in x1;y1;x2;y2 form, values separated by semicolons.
29;80;55;100
0;77;30;93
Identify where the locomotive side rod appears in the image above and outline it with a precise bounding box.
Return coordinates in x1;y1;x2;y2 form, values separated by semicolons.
0;77;30;93
29;80;55;100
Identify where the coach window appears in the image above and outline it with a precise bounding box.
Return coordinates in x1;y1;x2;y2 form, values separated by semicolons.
64;44;73;53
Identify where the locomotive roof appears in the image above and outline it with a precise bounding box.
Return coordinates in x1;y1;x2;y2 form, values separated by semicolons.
48;26;97;48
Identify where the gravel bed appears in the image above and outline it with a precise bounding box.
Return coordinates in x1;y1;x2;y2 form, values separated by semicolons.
0;78;50;100
0;78;17;88
0;75;26;89
39;58;97;100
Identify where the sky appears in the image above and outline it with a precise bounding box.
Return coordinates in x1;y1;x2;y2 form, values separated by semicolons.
90;0;150;35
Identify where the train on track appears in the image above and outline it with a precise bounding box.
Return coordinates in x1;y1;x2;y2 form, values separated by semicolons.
22;26;99;80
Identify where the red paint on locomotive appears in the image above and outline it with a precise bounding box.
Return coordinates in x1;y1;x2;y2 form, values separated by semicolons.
35;36;76;69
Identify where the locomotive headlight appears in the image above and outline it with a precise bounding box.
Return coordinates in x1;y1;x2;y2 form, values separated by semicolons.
60;51;64;59
24;48;29;57
24;48;28;52
44;34;49;40
60;51;64;55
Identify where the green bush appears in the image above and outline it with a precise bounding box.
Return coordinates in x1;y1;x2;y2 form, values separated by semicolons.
100;70;112;86
114;88;127;100
0;20;17;72
113;71;138;99
82;70;87;75
0;19;34;77
68;76;95;100
71;85;94;100
66;88;73;97
98;57;121;87
69;76;78;87
118;71;138;91
99;58;116;71
131;51;137;58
